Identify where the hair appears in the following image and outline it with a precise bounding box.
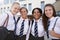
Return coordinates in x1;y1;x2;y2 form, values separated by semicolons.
12;2;20;7
32;8;42;14
42;4;56;30
20;7;28;13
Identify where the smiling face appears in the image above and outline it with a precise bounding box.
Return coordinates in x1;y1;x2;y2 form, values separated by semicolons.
20;8;27;16
11;3;20;15
42;4;56;30
45;6;54;19
20;7;28;18
32;8;42;20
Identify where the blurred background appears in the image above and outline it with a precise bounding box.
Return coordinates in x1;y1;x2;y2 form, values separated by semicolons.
0;0;60;16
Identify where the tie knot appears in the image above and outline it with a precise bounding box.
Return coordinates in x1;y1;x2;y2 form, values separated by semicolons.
23;20;25;22
13;16;16;23
35;21;37;24
48;20;50;24
13;16;15;19
22;20;25;23
35;22;37;23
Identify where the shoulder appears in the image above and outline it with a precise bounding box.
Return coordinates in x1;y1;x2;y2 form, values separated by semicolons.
0;13;7;19
39;17;43;22
54;16;60;23
55;16;60;21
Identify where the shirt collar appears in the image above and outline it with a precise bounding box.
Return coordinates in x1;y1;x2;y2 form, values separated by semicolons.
49;17;54;21
34;17;42;22
20;16;28;21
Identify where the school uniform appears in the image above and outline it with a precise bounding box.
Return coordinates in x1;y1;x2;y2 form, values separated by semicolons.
48;16;60;40
0;11;18;40
15;17;30;40
29;18;45;40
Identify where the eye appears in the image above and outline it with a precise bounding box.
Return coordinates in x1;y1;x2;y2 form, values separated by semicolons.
14;7;19;10
37;11;40;13
34;11;40;13
45;10;47;12
24;11;26;12
15;8;17;9
49;9;51;11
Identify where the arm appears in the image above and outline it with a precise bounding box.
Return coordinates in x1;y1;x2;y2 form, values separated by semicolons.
49;30;60;38
49;17;60;38
0;13;7;26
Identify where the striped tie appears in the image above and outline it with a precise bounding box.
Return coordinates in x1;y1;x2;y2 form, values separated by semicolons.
13;16;17;34
34;22;38;37
20;20;25;37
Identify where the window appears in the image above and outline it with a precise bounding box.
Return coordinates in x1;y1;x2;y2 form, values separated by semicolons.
56;0;60;1
4;7;6;9
19;0;25;1
1;8;2;10
10;0;16;3
4;0;9;4
23;4;27;8
7;7;10;11
8;7;9;9
28;3;32;11
3;7;6;13
56;11;60;16
21;4;27;8
41;1;45;11
24;4;26;7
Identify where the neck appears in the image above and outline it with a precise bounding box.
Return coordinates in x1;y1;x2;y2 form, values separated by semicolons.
35;17;40;21
11;10;15;16
22;16;28;19
49;16;54;19
35;18;40;22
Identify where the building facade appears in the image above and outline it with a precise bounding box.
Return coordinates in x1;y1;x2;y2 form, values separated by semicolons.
0;0;56;15
53;0;60;16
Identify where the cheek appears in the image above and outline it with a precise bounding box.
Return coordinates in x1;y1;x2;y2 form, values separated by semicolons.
51;11;53;15
12;8;16;12
49;11;53;17
45;11;49;15
45;13;48;16
38;13;41;16
21;12;27;15
25;13;27;15
15;9;19;12
24;12;27;14
36;13;40;16
45;11;51;16
50;13;53;17
33;13;36;17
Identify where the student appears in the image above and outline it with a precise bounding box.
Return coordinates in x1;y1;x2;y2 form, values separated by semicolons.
15;7;30;40
29;8;45;40
42;4;60;40
0;2;20;40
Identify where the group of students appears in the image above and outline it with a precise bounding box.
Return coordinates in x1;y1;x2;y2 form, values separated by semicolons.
0;2;60;40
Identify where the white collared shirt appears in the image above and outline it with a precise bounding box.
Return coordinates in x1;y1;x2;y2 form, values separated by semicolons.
31;18;45;37
0;11;18;31
48;16;60;39
16;17;30;36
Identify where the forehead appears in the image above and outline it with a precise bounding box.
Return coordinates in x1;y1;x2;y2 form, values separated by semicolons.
12;4;20;8
34;9;39;12
45;6;53;10
21;8;26;10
